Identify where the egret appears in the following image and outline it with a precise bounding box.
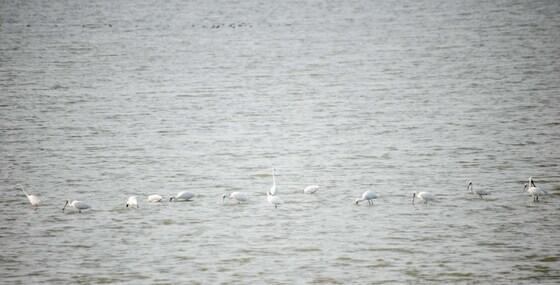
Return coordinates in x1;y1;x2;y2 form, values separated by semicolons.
17;184;40;207
147;194;163;203
303;185;320;194
169;191;194;202
62;200;90;213
222;192;249;204
354;190;378;205
126;196;138;208
467;181;490;199
267;191;282;208
270;168;277;196
525;177;548;202
412;192;434;205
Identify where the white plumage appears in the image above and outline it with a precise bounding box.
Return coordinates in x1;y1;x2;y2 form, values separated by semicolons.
147;194;163;203
267;191;282;208
17;184;40;207
222;192;249;204
126;196;138;208
303;185;320;194
355;190;378;205
467;181;490;199
270;168;277;196
169;191;194;202
412;191;434;205
62;200;90;213
525;177;548;202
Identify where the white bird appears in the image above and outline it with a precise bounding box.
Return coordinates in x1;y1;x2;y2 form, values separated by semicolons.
467;181;490;199
62;200;90;213
222;192;249;204
525;177;548;202
303;185;320;194
147;194;163;203
267;190;282;208
126;196;138;208
270;168;277;196
17;184;40;207
412;191;434;205
354;190;378;205
169;191;194;202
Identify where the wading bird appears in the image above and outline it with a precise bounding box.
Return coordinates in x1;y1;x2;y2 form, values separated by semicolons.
126;196;138;208
412;192;434;205
169;191;194;202
62;200;90;213
267;190;282;208
303;185;320;194
147;194;163;203
524;177;548;202
467;181;490;199
17;184;40;207
355;190;378;205
270;168;277;196
222;192;248;204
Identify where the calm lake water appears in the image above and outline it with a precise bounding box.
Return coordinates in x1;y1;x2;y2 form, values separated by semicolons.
1;0;560;284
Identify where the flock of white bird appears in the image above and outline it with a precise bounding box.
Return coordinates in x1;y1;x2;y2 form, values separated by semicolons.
16;171;549;212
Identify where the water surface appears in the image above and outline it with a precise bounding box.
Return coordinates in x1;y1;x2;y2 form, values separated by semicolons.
1;0;560;283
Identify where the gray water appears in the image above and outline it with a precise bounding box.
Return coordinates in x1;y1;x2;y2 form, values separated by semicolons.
1;0;560;284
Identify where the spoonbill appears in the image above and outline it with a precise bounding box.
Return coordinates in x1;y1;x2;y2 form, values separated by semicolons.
355;190;378;205
303;185;320;194
270;168;277;196
467;181;490;199
222;192;249;204
169;191;194;202
126;196;138;208
525;177;548;202
17;184;40;207
412;192;434;205
147;194;163;203
62;200;90;213
267;191;282;208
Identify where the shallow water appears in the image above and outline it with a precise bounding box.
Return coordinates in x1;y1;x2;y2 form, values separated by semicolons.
1;0;560;283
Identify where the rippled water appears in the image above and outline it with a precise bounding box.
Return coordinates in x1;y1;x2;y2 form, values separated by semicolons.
2;0;560;283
